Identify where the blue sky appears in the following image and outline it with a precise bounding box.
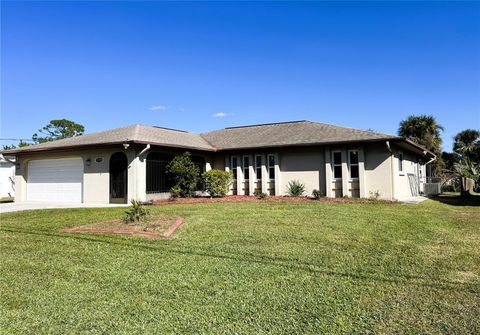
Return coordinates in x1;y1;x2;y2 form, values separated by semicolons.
1;1;479;151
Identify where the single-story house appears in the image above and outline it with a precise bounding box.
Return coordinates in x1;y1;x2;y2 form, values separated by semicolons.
1;120;435;203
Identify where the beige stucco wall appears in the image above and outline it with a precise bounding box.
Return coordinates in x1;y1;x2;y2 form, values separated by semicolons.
363;143;393;200
391;147;420;200
14;147;136;204
12;140;427;204
279;147;325;196
14;146;215;204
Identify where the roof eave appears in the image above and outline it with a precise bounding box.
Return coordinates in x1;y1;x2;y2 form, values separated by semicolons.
389;138;435;157
1;140;217;155
214;137;401;151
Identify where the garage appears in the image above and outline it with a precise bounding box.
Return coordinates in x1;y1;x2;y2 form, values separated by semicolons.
27;157;84;202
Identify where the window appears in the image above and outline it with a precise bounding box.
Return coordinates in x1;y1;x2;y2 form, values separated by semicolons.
332;151;342;179
349;151;359;179
146;153;174;193
255;155;262;180
398;152;403;172
268;154;275;180
231;156;238;179
243;156;250;180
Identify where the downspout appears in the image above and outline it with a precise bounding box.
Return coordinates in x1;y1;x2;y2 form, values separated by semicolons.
425;153;436;172
139;144;151;156
0;154;15;164
423;151;437;182
135;144;150;201
386;141;395;200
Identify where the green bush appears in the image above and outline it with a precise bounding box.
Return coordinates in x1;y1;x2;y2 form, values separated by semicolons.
312;189;323;199
123;199;150;224
257;192;267;200
254;189;267;200
169;186;182;200
286;180;306;197
203;169;233;197
166;152;200;197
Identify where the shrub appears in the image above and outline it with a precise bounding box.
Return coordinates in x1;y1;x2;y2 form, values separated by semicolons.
286;180;306;197
203;169;233;197
312;189;323;199
166;152;200;197
442;184;457;193
123;199;150;224
368;190;381;200
169;186;182;200
253;189;268;200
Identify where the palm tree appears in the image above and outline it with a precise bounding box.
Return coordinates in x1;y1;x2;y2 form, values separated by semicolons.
398;115;444;176
453;129;480;162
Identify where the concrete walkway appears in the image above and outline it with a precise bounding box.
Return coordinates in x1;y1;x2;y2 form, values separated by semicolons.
398;196;430;204
0;201;127;214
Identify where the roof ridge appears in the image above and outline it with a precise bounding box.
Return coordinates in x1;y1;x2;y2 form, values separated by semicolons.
307;120;397;138
223;120;307;130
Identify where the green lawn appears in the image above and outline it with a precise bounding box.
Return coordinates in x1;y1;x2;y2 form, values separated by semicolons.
1;197;479;334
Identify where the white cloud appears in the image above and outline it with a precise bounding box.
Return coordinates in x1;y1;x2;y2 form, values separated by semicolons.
149;105;166;111
212;112;228;118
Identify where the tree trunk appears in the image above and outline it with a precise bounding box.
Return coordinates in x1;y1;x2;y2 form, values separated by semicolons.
460;177;474;196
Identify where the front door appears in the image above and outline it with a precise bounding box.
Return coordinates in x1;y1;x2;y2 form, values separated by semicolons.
110;152;128;204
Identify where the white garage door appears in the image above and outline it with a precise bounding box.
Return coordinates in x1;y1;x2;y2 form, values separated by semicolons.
27;158;83;203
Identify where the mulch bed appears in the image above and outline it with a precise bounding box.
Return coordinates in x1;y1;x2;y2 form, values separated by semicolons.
153;195;398;206
62;216;184;239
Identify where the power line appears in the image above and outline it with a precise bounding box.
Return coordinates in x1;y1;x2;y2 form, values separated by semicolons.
0;138;34;142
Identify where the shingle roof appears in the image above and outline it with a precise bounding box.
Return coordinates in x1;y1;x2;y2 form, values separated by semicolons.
3;124;215;154
3;120;411;155
201;120;399;150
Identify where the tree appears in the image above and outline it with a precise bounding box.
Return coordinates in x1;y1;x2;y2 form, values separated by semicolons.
398;115;444;176
2;140;31;150
441;151;459;172
32;119;85;143
166;152;200;197
453;129;480;163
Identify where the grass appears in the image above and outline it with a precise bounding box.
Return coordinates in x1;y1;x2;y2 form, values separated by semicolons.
0;197;479;334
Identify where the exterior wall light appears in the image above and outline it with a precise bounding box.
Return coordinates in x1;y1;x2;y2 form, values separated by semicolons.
85;158;92;166
123;143;130;150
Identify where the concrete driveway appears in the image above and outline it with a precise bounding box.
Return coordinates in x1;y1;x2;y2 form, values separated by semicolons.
0;201;127;213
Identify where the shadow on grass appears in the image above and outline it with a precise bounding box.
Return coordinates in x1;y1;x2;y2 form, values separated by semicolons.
2;226;478;294
430;194;480;207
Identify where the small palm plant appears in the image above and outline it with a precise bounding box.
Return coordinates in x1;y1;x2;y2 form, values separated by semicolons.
123;199;150;224
286;180;306;197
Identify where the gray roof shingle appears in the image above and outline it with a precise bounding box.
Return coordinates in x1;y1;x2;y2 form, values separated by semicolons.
3;124;215;153
3;120;406;154
201;120;399;150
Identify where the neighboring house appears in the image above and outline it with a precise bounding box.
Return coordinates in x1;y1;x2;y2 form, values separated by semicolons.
0;155;15;200
1;120;435;204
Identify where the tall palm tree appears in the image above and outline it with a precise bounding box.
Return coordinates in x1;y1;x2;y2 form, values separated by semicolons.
453;129;480;162
398;115;444;176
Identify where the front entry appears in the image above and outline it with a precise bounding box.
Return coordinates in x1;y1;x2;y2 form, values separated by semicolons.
110;152;128;204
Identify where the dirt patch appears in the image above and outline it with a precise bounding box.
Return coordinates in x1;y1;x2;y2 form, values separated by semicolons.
153;195;397;206
62;215;184;239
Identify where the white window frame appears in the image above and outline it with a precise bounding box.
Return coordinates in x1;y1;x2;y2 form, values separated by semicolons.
267;154;275;180
255;155;262;181
243;155;250;180
231;156;238;180
332;151;342;180
348;150;359;180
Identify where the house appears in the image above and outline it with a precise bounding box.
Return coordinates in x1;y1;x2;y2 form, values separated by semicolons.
1;120;435;203
0;155;16;201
